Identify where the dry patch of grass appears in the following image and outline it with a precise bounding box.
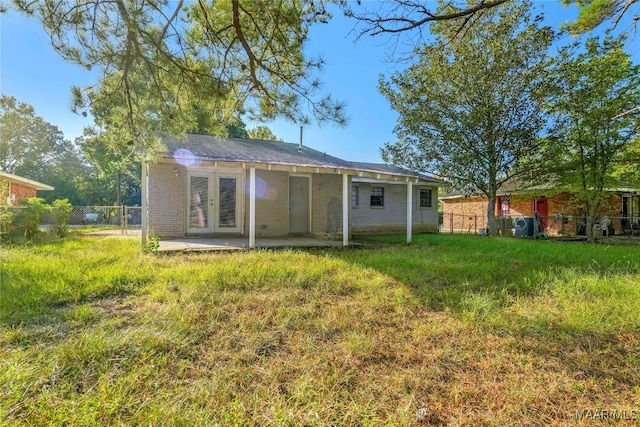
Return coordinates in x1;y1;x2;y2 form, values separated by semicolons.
2;235;640;425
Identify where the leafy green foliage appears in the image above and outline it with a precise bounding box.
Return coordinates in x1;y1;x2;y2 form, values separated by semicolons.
547;34;640;241
0;95;68;174
0;179;13;240
10;0;347;158
0;96;141;205
77;131;141;205
13;197;51;241
1;95;99;204
224;116;250;138
561;0;639;34
50;198;73;238
379;1;555;235
145;234;160;254
248;125;282;141
613;136;640;185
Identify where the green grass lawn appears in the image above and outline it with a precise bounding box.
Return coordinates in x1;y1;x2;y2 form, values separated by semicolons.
2;233;639;425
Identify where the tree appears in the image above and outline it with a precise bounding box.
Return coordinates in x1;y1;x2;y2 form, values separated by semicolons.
225;117;250;139
248;125;281;141
379;1;555;235
547;34;640;242
0;95;134;205
0;95;68;174
9;0;347;157
79;132;141;206
0;95;95;204
28;143;97;205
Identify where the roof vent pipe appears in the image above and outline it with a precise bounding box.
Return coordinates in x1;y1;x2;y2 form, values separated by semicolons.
298;126;303;151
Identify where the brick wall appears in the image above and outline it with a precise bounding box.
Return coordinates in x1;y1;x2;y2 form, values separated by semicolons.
351;183;439;234
442;192;624;235
441;197;488;233
148;163;186;237
8;182;37;205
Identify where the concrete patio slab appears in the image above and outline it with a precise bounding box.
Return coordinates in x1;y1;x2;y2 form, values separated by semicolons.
157;236;346;252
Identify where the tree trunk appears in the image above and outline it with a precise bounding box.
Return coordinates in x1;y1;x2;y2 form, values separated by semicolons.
487;193;497;236
585;203;597;243
116;169;122;207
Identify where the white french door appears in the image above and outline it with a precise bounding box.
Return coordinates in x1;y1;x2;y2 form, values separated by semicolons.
187;172;242;233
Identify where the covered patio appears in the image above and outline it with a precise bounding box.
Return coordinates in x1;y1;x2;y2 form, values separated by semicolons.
141;134;443;250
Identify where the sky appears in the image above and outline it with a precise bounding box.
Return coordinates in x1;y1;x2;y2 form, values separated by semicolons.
1;2;638;164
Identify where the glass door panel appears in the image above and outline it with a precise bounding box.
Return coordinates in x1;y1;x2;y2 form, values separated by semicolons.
188;172;242;234
189;175;210;233
218;177;237;228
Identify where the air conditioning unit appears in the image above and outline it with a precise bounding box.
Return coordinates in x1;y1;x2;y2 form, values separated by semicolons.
514;217;534;237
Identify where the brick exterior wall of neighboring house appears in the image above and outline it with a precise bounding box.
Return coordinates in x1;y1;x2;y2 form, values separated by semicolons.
442;192;624;236
148;163;187;237
440;196;489;234
8;182;38;205
351;183;439;234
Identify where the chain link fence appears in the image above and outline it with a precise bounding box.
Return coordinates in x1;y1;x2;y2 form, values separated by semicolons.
3;205;142;229
58;206;142;228
441;213;640;237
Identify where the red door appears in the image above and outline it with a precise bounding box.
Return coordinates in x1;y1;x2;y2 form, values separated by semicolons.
535;197;548;229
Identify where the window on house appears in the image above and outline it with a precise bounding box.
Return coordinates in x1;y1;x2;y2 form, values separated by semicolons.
370;187;384;207
420;188;432;208
500;197;511;217
352;185;359;207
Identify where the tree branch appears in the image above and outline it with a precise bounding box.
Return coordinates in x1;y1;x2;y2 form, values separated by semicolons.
345;0;510;36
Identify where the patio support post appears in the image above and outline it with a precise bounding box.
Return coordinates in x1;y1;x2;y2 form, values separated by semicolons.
249;167;256;249
407;181;413;244
342;173;349;246
141;161;148;249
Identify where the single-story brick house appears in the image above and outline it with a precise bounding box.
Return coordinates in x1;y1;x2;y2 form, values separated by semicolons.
440;184;640;236
142;134;444;246
0;172;54;205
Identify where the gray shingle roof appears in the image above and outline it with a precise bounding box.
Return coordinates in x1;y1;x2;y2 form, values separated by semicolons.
160;133;443;184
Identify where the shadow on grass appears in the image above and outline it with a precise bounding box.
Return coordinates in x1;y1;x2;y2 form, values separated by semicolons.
336;233;640;309
325;233;640;386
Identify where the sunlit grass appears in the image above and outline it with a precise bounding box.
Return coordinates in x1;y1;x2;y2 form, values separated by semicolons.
1;233;639;425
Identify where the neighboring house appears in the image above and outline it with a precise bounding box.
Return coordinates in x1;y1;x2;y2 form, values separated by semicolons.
0;172;54;205
440;183;640;236
144;134;443;246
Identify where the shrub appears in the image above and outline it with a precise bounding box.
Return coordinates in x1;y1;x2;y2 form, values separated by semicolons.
50;198;73;237
0;205;13;241
0;180;12;241
13;197;51;241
